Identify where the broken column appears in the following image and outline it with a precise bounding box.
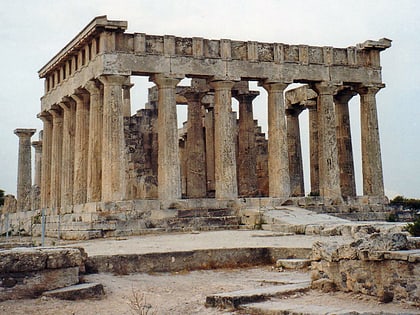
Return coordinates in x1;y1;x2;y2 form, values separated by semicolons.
14;128;36;211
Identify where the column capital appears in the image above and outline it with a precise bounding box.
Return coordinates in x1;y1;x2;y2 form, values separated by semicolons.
209;80;235;90
37;111;52;122
14;128;36;138
285;106;304;117
334;86;357;104
356;83;385;96
260;81;288;92
49;106;63;119
84;80;102;95
180;89;204;103
98;74;128;86
71;90;89;104
233;90;259;103
151;73;182;88
32;140;42;151
312;81;342;95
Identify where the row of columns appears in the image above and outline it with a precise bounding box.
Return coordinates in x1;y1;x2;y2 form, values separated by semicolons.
285;83;384;199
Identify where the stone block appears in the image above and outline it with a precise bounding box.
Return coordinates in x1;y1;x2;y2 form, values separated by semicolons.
42;282;104;300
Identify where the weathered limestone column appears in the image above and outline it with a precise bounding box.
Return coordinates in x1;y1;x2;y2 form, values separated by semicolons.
334;88;357;197
59;98;76;208
151;74;182;200
184;91;207;198
204;108;215;194
209;80;238;200
71;91;90;204
14;128;36;211
313;82;342;200
261;82;290;197
357;85;385;196
122;81;134;118
234;91;259;197
308;106;320;195
99;75;128;201
49;107;63;210
85;80;103;202
286;107;305;197
31;140;42;188
38;112;52;209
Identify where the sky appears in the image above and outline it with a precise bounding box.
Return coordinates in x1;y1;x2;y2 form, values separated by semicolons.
0;0;419;199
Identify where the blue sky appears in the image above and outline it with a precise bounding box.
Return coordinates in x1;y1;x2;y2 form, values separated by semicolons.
0;0;419;198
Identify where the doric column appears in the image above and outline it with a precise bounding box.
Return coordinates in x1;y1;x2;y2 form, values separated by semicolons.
334;88;357;197
71;91;90;204
14;128;36;211
59;98;76;208
122;81;134;118
38;111;52;209
85;80;103;202
31;140;42;188
261;82;290;197
49;107;63;210
312;82;341;200
204;108;215;194
151;74;182;200
209;80;238;200
308;106;320;196
183;91;207;198
286;107;305;197
357;85;385;196
99;75;128;201
234;91;259;197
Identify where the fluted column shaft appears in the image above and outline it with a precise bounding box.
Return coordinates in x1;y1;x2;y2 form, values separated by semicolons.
152;74;182;200
313;82;341;199
204;109;215;193
85;80;103;202
335;90;356;197
286;108;304;197
308;106;320;195
235;92;259;197
39;112;52;209
49;108;63;210
184;92;207;198
72;92;90;204
14;128;36;211
358;85;385;196
122;82;134;118
210;80;238;200
59;99;76;207
99;75;128;201
262;82;290;197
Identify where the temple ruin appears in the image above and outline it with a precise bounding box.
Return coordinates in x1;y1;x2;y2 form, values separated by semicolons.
4;16;393;238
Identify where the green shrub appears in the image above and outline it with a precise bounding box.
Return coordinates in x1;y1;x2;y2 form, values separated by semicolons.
404;217;420;237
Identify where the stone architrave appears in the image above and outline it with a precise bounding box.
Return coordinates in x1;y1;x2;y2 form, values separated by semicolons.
357;85;385;197
183;91;207;198
71;91;90;204
84;80;103;202
313;82;342;200
308;106;320;196
234;91;259;197
209;80;238;200
14;128;36;211
38;112;52;209
151;74;182;200
334;88;357;197
261;82;290;198
49;107;64;210
59;98;76;208
99;75;128;202
286;107;305;197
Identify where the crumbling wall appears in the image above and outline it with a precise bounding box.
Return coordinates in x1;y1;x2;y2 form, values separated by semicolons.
311;233;420;305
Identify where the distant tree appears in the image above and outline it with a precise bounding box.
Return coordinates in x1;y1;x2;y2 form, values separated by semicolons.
390;195;420;210
0;189;4;206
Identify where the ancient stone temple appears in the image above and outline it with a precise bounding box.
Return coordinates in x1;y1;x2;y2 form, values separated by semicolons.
8;16;392;238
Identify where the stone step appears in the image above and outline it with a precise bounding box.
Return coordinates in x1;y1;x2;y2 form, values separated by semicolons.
240;297;420;315
205;281;310;309
42;282;104;300
276;259;311;270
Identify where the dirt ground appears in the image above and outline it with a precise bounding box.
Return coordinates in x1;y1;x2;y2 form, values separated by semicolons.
0;267;418;315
